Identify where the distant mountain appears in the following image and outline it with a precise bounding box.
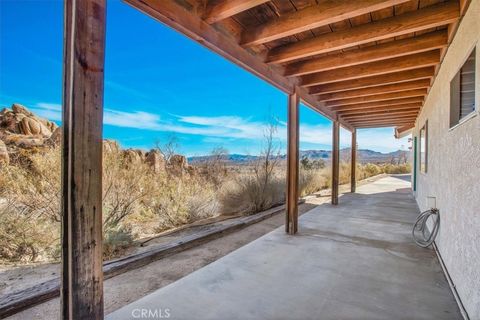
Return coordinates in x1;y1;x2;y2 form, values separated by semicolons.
188;153;259;164
188;148;408;165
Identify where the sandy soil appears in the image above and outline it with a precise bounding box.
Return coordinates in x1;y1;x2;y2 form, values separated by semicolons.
4;175;385;320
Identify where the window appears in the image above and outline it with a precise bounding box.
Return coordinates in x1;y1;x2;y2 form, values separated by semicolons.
450;48;476;127
419;122;428;173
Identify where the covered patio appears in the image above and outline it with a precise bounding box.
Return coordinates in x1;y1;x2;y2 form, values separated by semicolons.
58;0;472;319
106;175;461;319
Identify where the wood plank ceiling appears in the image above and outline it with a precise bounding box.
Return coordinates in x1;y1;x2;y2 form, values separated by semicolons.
126;0;466;130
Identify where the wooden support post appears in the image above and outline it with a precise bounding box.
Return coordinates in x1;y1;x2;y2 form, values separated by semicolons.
332;121;340;205
351;129;357;193
61;0;106;319
286;90;300;234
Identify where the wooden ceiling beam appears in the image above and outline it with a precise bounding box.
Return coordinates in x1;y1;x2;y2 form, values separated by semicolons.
241;0;410;46
355;122;415;128
203;0;270;24
350;119;416;126
330;99;424;112
395;123;415;138
343;112;419;121
316;79;431;101
341;108;420;117
338;105;421;116
266;1;459;64
349;116;416;122
325;89;427;107
301;50;440;87
285;30;447;76
309;67;434;95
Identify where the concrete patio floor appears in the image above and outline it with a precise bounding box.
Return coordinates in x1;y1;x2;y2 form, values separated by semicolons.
107;175;461;320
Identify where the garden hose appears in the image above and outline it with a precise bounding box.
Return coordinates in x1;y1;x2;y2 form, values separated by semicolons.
412;208;440;248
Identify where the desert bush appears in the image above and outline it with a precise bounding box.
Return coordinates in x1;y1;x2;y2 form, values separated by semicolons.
218;171;285;215
103;226;134;260
143;174;218;232
382;163;411;174
218;119;286;215
0;148;61;263
299;168;329;196
0;201;59;263
358;163;381;180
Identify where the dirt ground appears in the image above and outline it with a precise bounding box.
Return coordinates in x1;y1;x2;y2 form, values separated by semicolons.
4;175;385;319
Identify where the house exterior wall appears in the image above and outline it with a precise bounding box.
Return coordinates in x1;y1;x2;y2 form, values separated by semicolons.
412;0;480;318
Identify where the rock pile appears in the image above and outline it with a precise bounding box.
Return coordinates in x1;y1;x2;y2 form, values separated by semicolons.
0;103;195;175
0;103;59;165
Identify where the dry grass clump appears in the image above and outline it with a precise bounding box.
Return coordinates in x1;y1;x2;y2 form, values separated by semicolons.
219;171;285;215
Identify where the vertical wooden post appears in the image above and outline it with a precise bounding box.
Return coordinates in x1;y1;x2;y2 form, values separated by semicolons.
286;89;300;235
332;121;340;205
351;129;357;193
62;0;106;319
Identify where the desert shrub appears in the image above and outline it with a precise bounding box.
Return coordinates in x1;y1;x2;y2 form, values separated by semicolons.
358;163;381;179
299;168;329;196
382;163;411;174
0;202;59;263
143;174;218;232
218;171;285;215
103;226;134;260
339;162;351;185
300;156;326;170
0;148;61;263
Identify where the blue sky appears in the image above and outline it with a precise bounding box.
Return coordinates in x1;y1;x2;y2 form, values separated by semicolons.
0;0;409;156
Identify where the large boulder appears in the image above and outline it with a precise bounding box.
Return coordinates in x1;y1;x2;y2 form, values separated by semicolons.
0;108;19;133
122;149;143;165
0;104;57;138
145;149;165;173
0;139;9;165
18;116;51;136
169;154;189;176
12;103;34;117
47;126;62;146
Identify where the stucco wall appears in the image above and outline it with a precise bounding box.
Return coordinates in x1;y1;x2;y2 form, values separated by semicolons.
412;0;480;318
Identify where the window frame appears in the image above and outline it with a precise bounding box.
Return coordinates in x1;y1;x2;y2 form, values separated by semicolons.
419;121;428;174
450;46;477;129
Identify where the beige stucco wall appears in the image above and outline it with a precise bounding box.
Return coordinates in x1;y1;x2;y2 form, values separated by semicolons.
412;0;480;318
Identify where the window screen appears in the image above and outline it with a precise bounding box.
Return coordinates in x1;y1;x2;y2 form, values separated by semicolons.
451;49;476;127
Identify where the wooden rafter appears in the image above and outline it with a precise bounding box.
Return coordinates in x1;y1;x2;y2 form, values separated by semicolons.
356;122;415;128
266;1;459;64
301;51;440;87
342;109;420;118
325;89;427;107
316;79;431;101
350;117;416;124
344;112;419;121
330;99;424;112
338;105;421;116
285;30;447;76
203;0;270;24
241;0;410;46
309;67;435;95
